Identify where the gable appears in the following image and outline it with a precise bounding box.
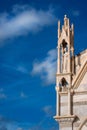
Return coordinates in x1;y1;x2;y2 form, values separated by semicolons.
75;50;87;75
72;60;87;89
76;72;87;91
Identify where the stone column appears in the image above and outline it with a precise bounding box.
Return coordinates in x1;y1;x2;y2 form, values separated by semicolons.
71;48;75;74
68;88;71;115
58;21;60;38
56;87;60;116
58;47;60;74
61;45;63;73
68;44;71;73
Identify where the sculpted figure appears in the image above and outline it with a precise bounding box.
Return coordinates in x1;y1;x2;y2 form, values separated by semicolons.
63;47;68;72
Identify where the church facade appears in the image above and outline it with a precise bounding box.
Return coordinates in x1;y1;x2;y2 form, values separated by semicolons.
54;15;87;130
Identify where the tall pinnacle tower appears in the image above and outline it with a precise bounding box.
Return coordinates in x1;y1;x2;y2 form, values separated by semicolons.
54;15;87;130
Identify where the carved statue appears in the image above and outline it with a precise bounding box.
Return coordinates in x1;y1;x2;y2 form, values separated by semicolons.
63;47;68;72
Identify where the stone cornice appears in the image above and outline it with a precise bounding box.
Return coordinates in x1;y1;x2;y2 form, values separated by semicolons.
61;101;87;106
59;91;68;95
74;91;87;95
56;72;72;77
58;90;87;96
54;115;76;119
54;115;76;123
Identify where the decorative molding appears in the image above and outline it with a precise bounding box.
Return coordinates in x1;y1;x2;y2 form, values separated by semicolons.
61;101;87;106
74;91;87;95
56;72;71;77
59;92;68;95
54;115;76;128
74;101;87;105
54;115;76;121
58;90;87;96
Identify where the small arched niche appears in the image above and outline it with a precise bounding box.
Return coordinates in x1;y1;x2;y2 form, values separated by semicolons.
59;77;68;92
62;39;68;53
60;40;68;73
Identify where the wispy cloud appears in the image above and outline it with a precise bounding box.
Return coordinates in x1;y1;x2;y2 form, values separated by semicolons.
43;105;53;117
0;89;7;99
28;106;57;130
0;5;57;41
0;88;4;92
1;63;29;74
20;91;27;98
0;126;7;130
28;125;57;130
0;115;31;130
17;128;23;130
0;93;6;99
72;10;80;17
16;66;29;74
32;49;57;85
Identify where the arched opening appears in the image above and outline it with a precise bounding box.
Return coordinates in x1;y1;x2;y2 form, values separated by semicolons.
59;78;68;92
60;40;68;73
62;39;68;53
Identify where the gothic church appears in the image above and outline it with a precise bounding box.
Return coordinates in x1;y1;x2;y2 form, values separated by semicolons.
54;15;87;130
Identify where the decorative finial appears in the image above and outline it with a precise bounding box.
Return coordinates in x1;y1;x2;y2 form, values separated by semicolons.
64;14;67;18
64;14;67;19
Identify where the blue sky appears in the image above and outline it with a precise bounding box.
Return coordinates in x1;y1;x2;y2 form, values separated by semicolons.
0;0;87;130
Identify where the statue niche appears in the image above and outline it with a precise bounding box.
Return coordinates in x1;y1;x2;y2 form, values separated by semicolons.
59;77;68;92
60;40;68;73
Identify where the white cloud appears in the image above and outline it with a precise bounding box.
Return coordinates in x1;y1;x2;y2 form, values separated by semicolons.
32;49;57;85
0;5;57;41
72;10;80;17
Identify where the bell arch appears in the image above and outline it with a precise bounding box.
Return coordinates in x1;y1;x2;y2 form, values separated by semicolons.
61;39;68;52
59;77;68;92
